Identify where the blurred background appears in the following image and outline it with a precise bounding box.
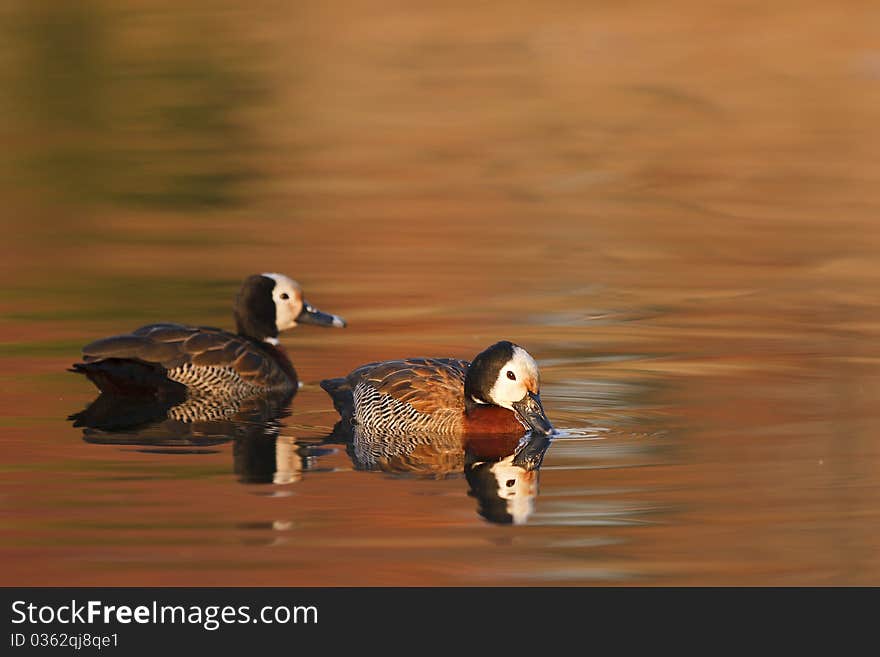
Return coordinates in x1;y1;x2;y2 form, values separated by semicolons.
1;0;879;585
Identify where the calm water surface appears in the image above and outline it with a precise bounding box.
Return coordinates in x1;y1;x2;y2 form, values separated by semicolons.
1;1;879;585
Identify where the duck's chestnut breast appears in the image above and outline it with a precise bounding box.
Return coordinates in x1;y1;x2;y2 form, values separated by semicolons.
462;404;523;435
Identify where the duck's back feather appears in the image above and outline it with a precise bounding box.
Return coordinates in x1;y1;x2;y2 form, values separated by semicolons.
75;323;296;397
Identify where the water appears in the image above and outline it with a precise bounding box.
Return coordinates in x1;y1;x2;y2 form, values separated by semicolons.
2;1;880;585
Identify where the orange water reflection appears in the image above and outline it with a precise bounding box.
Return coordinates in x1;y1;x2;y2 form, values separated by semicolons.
1;1;879;585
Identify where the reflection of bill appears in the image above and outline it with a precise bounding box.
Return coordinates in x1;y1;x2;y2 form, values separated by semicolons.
464;433;552;525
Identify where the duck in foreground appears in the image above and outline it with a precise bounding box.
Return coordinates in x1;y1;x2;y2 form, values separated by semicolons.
320;340;553;436
71;273;346;399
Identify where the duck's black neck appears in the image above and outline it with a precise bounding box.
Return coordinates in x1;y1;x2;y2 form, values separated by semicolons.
464;366;493;414
233;275;278;341
234;313;277;342
463;341;515;413
464;379;495;416
464;396;481;416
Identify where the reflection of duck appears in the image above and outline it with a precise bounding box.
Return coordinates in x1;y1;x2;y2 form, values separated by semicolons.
234;434;326;485
330;423;465;477
322;422;552;524
320;341;553;436
464;433;552;525
70;273;346;401
69;390;324;484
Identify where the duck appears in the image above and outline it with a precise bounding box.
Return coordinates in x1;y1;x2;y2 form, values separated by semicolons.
320;340;553;436
71;273;346;400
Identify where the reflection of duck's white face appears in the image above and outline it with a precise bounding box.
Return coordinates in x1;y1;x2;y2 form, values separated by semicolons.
490;458;538;525
273;435;303;485
486;346;540;410
263;273;305;333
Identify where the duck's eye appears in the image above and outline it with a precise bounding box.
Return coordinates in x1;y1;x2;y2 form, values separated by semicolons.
280;293;289;300
506;370;516;381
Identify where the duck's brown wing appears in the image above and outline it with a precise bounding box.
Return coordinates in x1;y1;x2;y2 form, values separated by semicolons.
347;357;469;420
76;323;291;394
83;324;244;369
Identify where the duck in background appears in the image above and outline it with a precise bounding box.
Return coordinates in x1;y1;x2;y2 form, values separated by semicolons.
71;273;346;401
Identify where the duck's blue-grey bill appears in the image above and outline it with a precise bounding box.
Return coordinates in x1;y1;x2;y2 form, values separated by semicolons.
297;302;346;328
511;391;554;436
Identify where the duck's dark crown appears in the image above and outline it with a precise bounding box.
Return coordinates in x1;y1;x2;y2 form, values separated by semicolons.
464;340;517;410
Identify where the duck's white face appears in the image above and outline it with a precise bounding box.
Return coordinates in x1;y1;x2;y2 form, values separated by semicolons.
263;273;304;332
486;346;540;409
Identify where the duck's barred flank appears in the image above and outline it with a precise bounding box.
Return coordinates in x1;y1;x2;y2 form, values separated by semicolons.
163;361;296;422
167;362;288;400
353;381;462;434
